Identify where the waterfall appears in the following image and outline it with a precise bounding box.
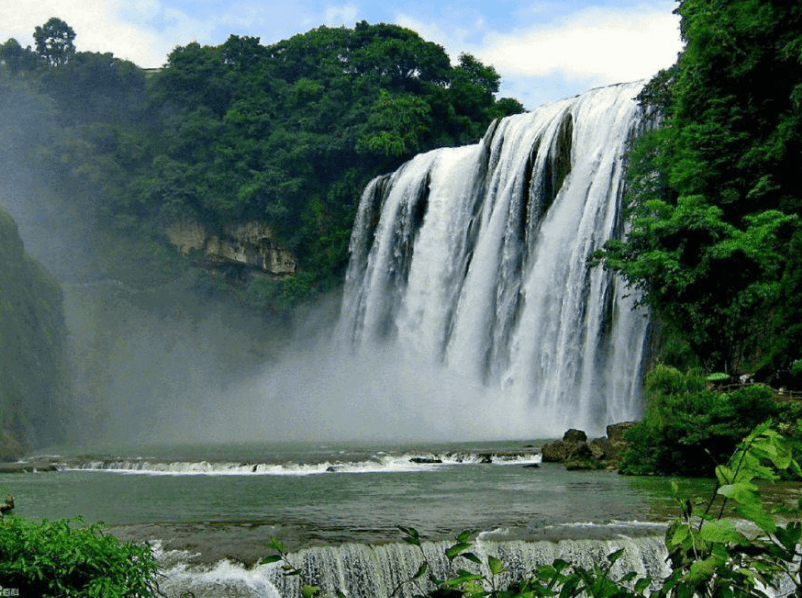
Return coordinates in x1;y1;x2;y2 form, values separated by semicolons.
338;81;651;437
158;535;672;598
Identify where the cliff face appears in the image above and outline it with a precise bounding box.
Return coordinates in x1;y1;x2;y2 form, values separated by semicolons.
165;219;297;276
0;208;68;459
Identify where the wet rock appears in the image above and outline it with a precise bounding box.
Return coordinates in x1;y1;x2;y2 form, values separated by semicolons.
563;429;588;444
541;429;590;463
540;422;637;471
589;437;613;461
606;421;637;444
0;495;14;514
410;457;442;464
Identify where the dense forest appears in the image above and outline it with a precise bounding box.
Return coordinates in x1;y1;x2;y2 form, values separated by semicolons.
0;19;523;309
596;0;802;475
601;0;802;387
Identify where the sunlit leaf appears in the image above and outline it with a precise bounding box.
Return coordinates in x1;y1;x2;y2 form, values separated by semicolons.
699;518;749;545
735;501;777;533
301;584;319;598
488;555;507;576
445;542;472;560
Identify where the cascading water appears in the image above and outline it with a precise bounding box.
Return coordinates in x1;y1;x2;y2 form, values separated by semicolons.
339;81;651;437
159;535;673;598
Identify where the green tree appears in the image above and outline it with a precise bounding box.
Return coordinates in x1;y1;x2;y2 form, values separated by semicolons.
0;38;39;73
600;0;802;381
33;17;76;67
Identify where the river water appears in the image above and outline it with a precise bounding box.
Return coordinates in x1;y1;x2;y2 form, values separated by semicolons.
1;440;710;597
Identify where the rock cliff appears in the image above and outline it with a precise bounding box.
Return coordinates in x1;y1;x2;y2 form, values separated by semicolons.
0;208;69;459
165;219;297;276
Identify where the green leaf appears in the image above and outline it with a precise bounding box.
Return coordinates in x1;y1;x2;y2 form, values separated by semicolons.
735;501;777;533
717;481;759;504
775;522;802;550
461;552;482;565
398;525;419;539
259;555;282;565
456;529;476;543
689;557;718;582
445;542;473;560
267;537;286;553
607;548;625;565
669;523;690;547
444;570;484;588
488;555;507;576
301;584;319;598
634;577;652;594
716;464;735;486
699;518;749;545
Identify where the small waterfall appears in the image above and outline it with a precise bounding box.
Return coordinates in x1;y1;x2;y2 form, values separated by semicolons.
158;536;672;598
269;537;671;598
338;82;650;437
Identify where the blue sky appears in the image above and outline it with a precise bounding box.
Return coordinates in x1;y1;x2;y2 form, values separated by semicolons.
3;0;683;109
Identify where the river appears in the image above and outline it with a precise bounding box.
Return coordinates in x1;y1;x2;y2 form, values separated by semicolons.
1;440;710;597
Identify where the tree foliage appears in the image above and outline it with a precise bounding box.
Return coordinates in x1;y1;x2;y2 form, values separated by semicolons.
1;18;524;304
34;17;76;67
600;1;802;382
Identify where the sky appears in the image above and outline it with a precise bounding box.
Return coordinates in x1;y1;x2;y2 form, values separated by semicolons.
1;0;683;110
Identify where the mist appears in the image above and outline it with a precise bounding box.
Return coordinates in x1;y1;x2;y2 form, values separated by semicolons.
65;280;537;448
0;100;527;451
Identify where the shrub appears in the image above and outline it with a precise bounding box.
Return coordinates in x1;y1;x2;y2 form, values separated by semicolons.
620;365;791;476
0;516;161;597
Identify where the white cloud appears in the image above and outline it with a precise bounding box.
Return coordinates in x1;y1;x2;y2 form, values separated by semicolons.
393;14;469;62
0;0;217;67
324;3;359;27
479;6;682;84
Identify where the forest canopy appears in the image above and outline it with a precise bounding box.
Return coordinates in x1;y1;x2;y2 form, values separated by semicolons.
0;20;524;300
599;0;802;386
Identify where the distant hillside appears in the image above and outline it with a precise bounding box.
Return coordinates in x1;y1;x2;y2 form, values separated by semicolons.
0;208;68;459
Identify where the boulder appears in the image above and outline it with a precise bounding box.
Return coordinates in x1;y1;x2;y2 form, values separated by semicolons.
563;429;588;443
0;495;14;515
539;422;638;470
541;440;572;462
541;429;591;463
588;437;613;461
606;421;637;444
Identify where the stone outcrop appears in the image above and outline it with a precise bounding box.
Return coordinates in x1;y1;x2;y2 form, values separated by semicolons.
165;219;297;276
540;422;638;471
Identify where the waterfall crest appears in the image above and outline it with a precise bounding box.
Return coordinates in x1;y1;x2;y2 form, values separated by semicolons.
339;82;650;437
